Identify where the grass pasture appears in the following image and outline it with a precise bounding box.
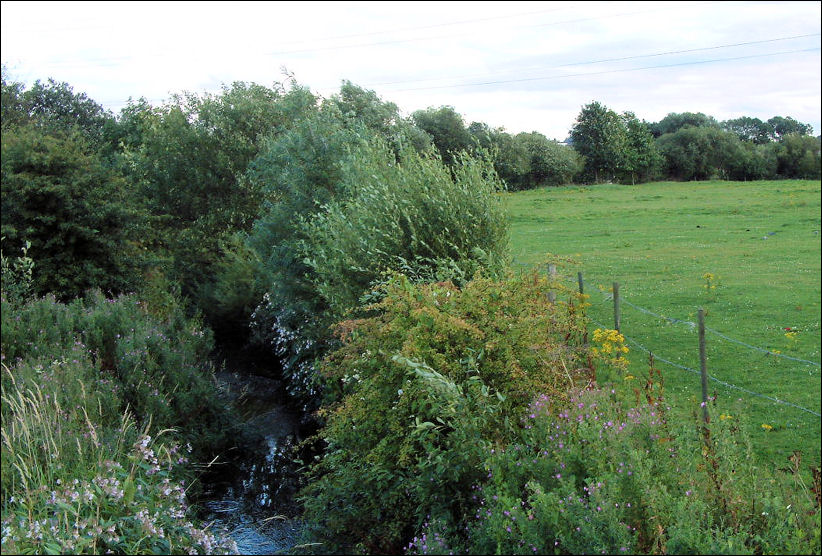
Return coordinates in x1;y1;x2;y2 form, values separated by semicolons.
507;180;821;470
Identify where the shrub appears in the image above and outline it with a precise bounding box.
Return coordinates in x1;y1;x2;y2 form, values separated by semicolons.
0;377;236;554
299;138;509;319
0;289;240;554
0;289;233;463
1;124;140;300
299;272;592;553
439;384;821;555
250;123;510;407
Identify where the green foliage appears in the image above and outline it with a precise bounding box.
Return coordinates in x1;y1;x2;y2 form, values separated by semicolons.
722;116;772;145
247;108;366;401
0;290;233;462
774;134;821;179
299;272;593;553
299;139;509;319
411;106;473;166
0;290;239;554
656;126;747;181
122;80;317;326
1;124;140;300
650;111;721;137
515;131;582;188
0;70;114;149
570;101;629;183
767;116;814;140
618;112;662;185
0;239;35;303
249;111;508;404
433;387;820;555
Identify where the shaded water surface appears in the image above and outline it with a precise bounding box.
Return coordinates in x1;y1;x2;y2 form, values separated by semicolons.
198;350;313;554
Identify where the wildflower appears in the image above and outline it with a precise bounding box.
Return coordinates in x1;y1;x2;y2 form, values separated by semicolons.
761;423;773;431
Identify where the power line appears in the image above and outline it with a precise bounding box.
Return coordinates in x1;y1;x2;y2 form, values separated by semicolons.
261;1;720;56
365;33;821;88
389;47;820;92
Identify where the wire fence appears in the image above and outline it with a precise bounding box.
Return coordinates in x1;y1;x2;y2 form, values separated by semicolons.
539;268;822;418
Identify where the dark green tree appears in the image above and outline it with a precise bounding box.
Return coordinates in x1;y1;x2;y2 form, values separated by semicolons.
722;116;771;144
570;101;627;183
656;126;745;180
767;116;814;140
1;125;139;299
649;112;720;137
515;131;582;187
411;105;472;166
618;112;662;184
773;134;821;178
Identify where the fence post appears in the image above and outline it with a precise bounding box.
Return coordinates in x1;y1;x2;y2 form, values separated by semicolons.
547;264;557;303
613;282;621;333
698;308;710;424
577;272;589;350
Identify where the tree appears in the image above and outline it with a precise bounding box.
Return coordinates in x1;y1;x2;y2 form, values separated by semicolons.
1;75;115;148
618;112;662;184
649;112;719;137
411;106;472;166
570;101;627;183
126;81;315;301
326;80;400;136
722;116;771;144
773;134;821;178
515;131;582;187
656;126;744;180
767;116;813;141
1;124;139;299
466;124;530;189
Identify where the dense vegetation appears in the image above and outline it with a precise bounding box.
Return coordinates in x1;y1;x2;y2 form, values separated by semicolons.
2;65;820;554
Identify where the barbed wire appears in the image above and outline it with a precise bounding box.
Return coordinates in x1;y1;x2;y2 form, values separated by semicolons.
587;317;822;418
553;270;822;367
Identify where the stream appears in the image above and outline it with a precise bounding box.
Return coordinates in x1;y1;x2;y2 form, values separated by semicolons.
196;348;316;555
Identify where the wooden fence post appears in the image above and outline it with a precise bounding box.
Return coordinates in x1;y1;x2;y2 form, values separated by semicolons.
547;264;557;303
613;282;621;333
698;308;710;423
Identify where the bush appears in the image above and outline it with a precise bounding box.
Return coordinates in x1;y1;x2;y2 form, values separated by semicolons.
0;290;240;554
300;138;509;319
250;124;510;406
0;289;233;463
0;381;236;554
299;272;592;553
431;384;820;555
1;124;140;300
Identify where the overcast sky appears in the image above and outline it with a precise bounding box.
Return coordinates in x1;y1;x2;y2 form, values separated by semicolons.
2;0;820;140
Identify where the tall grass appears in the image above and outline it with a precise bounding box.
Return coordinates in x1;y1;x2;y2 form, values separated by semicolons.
0;286;239;554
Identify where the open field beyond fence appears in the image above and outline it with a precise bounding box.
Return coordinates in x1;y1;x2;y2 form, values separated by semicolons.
507;179;821;469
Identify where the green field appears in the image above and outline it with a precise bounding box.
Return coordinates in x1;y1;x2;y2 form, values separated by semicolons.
507;180;821;470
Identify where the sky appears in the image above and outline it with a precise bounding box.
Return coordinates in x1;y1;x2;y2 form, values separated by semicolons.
1;0;820;140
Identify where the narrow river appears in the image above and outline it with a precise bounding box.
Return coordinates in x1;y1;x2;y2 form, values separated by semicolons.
197;348;314;554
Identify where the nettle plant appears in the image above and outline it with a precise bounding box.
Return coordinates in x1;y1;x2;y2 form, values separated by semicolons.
299;271;592;553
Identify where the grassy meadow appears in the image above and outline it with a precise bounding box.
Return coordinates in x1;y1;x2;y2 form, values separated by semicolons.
506;179;821;470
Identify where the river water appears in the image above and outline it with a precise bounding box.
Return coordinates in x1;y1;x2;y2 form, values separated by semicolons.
197;350;314;554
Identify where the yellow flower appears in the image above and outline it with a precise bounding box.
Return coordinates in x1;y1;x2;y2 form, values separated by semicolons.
761;423;773;431
624;375;635;381
719;413;733;421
